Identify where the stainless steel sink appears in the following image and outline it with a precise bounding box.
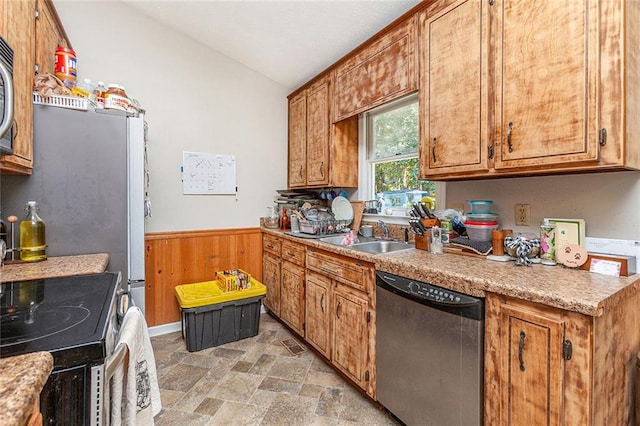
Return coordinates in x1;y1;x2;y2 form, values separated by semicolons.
318;234;355;245
319;234;412;254
348;240;413;254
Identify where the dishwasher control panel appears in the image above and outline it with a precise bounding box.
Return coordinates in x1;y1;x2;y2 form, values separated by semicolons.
377;272;480;307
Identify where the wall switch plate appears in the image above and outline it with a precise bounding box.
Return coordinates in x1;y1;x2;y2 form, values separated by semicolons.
515;204;530;226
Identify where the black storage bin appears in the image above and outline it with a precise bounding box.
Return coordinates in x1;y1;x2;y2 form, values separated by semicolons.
181;295;264;352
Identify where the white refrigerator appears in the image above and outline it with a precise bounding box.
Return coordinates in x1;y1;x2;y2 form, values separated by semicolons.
1;104;148;312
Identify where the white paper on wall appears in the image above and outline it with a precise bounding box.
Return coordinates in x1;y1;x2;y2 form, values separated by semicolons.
182;151;236;195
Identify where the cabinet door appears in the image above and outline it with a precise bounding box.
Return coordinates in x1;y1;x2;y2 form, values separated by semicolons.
305;271;331;358
262;252;281;317
334;17;417;121
494;0;599;170
332;286;370;392
0;0;35;174
499;304;564;426
305;77;330;186
288;91;306;188
35;0;64;75
280;261;305;336
418;0;490;178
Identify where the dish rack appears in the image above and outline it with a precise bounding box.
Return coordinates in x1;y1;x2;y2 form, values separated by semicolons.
299;218;351;235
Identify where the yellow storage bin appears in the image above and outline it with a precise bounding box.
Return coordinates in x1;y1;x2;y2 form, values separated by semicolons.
175;278;267;308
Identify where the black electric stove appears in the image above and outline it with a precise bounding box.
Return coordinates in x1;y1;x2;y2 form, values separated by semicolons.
0;272;123;425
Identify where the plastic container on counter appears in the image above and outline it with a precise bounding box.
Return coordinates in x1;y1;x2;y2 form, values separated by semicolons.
468;200;493;214
465;222;499;242
464;213;499;223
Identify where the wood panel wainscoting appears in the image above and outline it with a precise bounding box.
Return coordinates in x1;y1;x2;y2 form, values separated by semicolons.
144;227;263;327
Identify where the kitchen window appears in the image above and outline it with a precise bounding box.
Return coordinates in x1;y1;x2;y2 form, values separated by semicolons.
359;93;442;215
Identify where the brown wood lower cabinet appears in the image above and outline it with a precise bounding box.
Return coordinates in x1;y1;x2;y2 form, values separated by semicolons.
260;233;376;399
262;233;282;316
145;228;263;327
332;284;371;391
305;271;331;358
498;302;565;425
306;248;376;398
262;252;281;316
485;291;640;425
280;260;305;336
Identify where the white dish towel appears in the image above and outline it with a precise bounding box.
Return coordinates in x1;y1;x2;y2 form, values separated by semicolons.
111;306;162;425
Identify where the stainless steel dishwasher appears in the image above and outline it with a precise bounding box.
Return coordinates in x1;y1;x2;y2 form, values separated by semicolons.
376;271;484;426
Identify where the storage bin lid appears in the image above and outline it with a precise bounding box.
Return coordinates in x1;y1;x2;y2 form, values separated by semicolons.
175;279;266;308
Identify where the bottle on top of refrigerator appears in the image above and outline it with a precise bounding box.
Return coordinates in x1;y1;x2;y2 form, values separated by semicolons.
93;81;106;108
71;78;93;99
19;201;47;262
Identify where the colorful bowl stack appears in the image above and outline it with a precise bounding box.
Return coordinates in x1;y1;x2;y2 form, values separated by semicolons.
465;200;498;241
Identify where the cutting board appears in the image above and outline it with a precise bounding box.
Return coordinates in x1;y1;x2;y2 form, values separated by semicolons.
350;201;364;232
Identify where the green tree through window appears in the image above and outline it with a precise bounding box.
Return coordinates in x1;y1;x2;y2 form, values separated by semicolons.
367;94;435;209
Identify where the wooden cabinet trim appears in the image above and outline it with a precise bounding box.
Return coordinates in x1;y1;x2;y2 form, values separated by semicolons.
334;16;417;121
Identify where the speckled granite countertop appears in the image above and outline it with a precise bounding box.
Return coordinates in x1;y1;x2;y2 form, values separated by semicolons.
263;228;640;317
0;352;53;426
1;253;110;283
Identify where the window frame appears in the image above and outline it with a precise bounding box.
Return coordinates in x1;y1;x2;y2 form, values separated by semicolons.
357;93;446;218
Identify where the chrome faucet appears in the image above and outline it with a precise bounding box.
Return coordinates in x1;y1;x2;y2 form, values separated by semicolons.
377;220;389;239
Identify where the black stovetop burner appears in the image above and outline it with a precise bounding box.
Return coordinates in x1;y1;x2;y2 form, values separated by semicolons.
0;273;121;368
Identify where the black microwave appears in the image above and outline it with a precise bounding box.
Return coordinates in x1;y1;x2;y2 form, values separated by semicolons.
0;36;14;155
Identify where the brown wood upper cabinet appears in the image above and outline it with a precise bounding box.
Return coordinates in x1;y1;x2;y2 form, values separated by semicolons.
419;0;640;180
35;0;66;76
0;0;36;174
288;74;358;189
418;0;490;178
333;16;417;122
1;0;68;175
492;0;599;171
288;76;331;188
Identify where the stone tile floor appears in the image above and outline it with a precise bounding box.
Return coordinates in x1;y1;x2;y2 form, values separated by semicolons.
151;313;400;425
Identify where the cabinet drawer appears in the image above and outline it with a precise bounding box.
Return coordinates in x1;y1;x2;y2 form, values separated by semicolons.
263;234;281;256
282;240;306;266
307;250;371;292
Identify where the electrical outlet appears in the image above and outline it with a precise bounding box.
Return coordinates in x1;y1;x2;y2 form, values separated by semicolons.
515;204;530;226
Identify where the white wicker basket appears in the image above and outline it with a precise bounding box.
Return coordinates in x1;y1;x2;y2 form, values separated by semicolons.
32;92;89;111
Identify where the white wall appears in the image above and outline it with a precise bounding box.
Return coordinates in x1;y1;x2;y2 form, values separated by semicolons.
55;0;288;233
446;171;640;240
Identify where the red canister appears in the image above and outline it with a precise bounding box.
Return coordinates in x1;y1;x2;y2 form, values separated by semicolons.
54;46;77;88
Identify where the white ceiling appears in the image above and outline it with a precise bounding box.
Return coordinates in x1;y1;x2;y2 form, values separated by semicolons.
122;0;422;91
